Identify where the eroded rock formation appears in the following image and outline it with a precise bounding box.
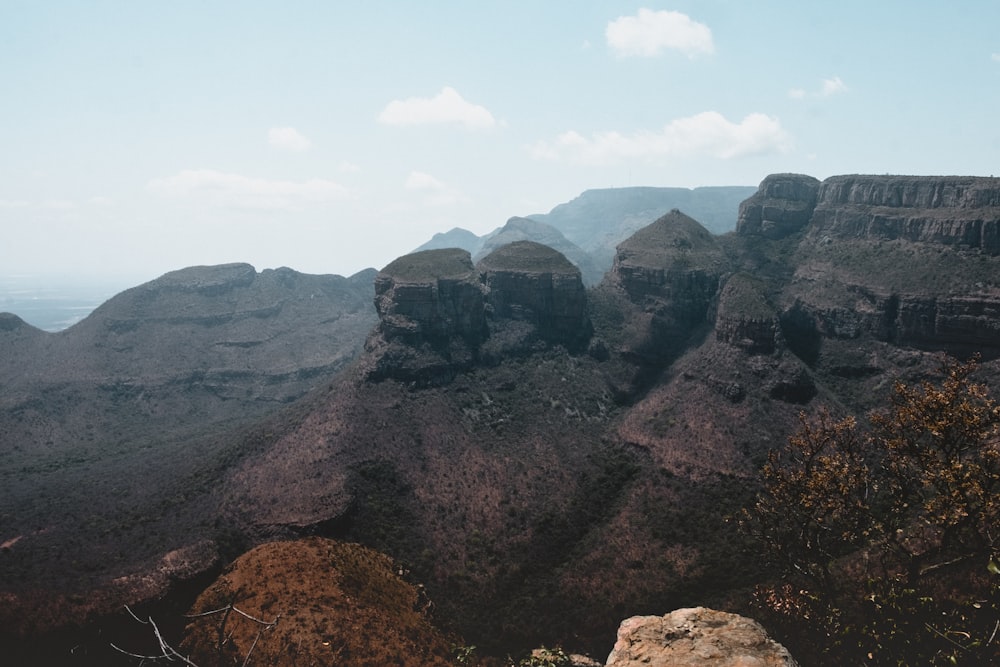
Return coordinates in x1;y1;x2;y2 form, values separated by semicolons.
366;243;593;383
811;175;1000;253
737;173;820;239
715;273;780;354
478;240;592;351
611;209;728;364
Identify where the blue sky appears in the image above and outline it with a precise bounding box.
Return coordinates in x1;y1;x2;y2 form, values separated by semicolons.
2;1;999;285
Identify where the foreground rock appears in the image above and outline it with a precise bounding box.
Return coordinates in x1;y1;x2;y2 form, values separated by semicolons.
181;538;452;667
606;608;798;667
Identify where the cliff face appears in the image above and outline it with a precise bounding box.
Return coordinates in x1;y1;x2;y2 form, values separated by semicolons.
748;174;1000;360
366;242;593;383
611;209;728;363
373;248;488;347
736;173;820;239
478;241;592;350
810;175;1000;253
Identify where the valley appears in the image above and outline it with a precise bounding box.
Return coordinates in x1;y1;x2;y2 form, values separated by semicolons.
1;175;998;665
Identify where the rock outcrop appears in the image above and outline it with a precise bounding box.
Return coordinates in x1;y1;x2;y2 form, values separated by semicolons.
366;248;487;384
737;173;820;239
606;608;798;667
810;175;1000;253
373;248;488;347
366;243;593;383
715;273;780;354
478;240;592;351
611;209;728;363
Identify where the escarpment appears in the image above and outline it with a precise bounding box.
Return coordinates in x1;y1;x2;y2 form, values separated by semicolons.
764;175;1000;360
809;175;1000;253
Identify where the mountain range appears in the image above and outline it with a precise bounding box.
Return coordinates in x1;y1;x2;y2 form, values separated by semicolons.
1;174;998;664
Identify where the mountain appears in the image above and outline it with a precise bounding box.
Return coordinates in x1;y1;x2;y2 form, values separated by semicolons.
411;185;756;287
475;216;605;286
0;263;377;649
214;174;1000;656
411;226;484;256
528;185;757;268
2;174;999;662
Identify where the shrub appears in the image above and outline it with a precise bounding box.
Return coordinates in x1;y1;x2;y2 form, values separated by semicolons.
746;357;1000;665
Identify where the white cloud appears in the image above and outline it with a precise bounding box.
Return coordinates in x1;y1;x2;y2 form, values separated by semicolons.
0;199;29;208
404;170;466;206
820;76;848;96
606;9;714;58
529;112;791;164
378;87;496;129
790;76;848;99
147;169;349;210
268;127;311;152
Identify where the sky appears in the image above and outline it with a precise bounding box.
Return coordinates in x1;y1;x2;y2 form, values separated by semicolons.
2;1;999;288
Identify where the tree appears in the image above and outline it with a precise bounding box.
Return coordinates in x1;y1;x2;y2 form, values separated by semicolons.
746;357;1000;665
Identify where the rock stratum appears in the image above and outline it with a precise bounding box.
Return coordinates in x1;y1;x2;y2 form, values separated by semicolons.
2;174;999;665
364;242;592;384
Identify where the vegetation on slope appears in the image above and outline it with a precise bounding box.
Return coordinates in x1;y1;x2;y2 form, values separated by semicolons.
745;357;1000;665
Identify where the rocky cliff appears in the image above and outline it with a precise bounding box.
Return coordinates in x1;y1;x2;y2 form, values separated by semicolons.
478;240;592;351
811;175;1000;253
736;173;820;239
365;242;593;383
610;209;728;365
750;174;1000;361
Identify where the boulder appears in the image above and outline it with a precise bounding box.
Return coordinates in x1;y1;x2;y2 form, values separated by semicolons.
605;607;798;667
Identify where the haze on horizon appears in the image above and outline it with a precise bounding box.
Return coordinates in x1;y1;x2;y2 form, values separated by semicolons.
2;1;999;289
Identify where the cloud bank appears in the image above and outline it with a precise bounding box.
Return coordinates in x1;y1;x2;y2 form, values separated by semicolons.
147;169;349;210
378;87;496;129
606;9;714;58
530;112;791;164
